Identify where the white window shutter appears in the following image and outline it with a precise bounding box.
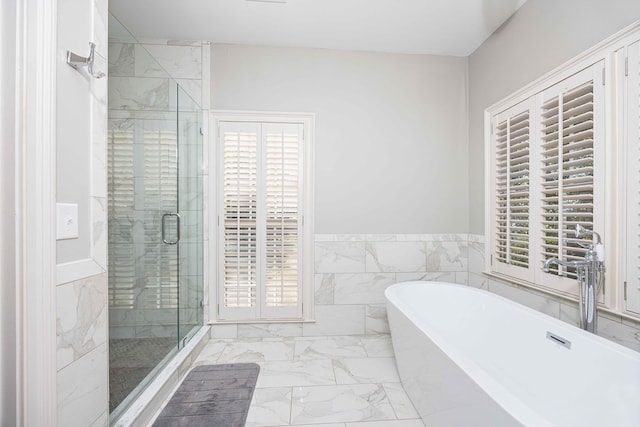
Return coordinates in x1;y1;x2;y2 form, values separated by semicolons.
219;122;260;320
491;99;535;282
624;41;640;315
262;123;303;319
218;121;304;321
537;63;605;295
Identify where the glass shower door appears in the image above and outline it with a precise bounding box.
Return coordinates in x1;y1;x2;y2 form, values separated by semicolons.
108;13;204;419
176;85;204;347
108;79;182;415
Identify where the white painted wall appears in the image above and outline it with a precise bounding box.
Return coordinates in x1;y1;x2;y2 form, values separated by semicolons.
0;0;17;424
468;0;640;233
211;44;469;234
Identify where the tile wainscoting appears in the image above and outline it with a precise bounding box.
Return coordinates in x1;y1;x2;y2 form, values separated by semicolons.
212;234;471;339
57;272;109;427
211;234;640;353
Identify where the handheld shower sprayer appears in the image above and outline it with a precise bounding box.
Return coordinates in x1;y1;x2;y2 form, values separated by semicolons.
542;224;605;333
575;224;602;244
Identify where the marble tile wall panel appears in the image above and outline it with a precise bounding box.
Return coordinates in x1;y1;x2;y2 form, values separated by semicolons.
303;305;365;336
315;242;366;273
365;304;389;335
488;280;560;318
176;78;203;106
57;273;107;371
365;242;426;273
109;43;134;76
134;45;170;78
315;273;335;305
108;77;170;111
236;323;303;338
468;272;489;290
210;323;238;339
426;241;468;272
467;235;486;275
394;271;456;283
141;44;202;79
334;273;396;304
57;343;108;427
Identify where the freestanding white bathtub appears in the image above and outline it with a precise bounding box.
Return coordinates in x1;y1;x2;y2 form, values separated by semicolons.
385;281;640;427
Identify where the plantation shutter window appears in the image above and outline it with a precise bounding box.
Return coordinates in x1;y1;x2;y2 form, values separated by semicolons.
538;64;605;295
218;121;305;321
221;122;259;319
491;99;534;282
263;124;303;319
487;62;606;299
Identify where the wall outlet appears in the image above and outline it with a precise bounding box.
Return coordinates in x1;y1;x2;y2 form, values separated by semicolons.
56;203;79;240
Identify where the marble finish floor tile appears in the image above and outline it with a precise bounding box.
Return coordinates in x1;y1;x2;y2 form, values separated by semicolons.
294;336;367;360
290;384;396;424
256;360;336;388
361;335;395;358
333;357;400;384
383;383;420;419
245;387;292;427
190;335;424;426
217;339;295;363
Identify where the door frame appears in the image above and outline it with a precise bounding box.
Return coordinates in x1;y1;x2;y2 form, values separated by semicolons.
14;0;58;423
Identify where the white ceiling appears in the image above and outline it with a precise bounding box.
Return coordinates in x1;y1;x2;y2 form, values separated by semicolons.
109;0;527;57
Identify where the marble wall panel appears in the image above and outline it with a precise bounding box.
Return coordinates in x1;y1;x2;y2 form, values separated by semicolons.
426;240;468;272
488;280;560;318
395;271;456;283
237;323;303;338
598;316;640;353
365;242;426;273
57;343;108;427
175;78;202;106
302;305;365;336
141;44;202;79
134;45;170;78
108;77;170;111
366;304;390;335
314;273;335;305
315;242;366;273
57;273;107;371
210;323;238;339
109;43;134;76
334;273;396;304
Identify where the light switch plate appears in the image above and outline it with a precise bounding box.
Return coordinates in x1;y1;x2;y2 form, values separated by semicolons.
56;203;79;240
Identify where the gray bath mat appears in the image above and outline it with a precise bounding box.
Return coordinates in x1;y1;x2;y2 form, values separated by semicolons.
152;363;260;427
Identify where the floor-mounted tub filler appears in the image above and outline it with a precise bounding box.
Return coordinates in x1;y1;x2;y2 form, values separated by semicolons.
385;281;640;427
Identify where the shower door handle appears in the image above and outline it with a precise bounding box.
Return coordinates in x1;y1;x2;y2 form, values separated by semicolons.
161;213;181;245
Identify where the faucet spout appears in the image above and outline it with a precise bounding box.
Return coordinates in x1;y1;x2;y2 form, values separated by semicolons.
543;257;577;273
543;257;559;272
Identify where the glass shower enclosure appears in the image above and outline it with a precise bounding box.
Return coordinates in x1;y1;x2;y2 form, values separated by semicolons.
107;14;204;419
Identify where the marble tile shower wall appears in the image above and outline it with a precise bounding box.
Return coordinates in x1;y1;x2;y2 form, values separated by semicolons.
211;234;471;339
467;235;640;353
108;39;206;339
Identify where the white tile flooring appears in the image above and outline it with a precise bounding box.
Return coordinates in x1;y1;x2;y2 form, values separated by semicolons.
192;335;426;427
